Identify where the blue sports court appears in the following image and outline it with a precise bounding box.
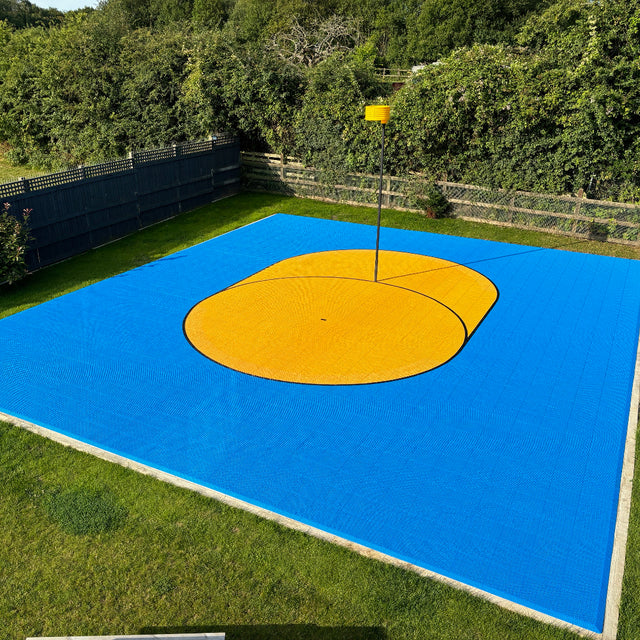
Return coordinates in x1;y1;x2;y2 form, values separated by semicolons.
1;213;639;633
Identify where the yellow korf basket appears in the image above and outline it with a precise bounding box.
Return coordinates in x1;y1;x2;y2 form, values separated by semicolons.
365;105;391;124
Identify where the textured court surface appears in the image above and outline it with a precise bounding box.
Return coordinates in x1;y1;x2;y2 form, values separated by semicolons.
184;249;498;384
1;213;640;633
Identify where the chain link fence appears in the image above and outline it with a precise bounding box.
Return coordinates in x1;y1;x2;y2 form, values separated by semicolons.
242;153;640;246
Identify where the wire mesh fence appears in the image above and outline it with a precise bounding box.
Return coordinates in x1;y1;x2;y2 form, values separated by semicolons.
242;152;640;246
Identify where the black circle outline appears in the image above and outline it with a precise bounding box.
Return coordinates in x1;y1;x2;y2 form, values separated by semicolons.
182;249;499;386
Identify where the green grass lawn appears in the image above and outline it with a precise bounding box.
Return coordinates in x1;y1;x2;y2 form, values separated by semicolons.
0;149;45;185
1;192;639;640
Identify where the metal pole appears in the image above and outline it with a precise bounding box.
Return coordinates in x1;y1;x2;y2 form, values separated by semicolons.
373;122;386;282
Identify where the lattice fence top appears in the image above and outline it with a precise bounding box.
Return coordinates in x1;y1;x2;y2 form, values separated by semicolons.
85;158;133;179
134;147;177;163
0;138;237;198
181;135;235;155
28;167;85;190
182;140;214;155
0;179;27;198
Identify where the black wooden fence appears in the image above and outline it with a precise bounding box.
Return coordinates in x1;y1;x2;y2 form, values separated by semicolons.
0;136;241;270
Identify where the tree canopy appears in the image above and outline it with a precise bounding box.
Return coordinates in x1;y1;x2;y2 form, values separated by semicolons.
1;0;640;201
0;0;63;29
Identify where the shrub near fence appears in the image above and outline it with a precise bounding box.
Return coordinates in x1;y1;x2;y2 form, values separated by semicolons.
241;152;640;246
0;137;241;271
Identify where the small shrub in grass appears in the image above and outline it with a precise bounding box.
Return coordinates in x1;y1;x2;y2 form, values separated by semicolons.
416;185;452;219
45;487;127;535
588;219;609;241
406;180;453;219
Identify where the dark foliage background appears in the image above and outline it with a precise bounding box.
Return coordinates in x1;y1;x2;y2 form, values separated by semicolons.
1;0;640;201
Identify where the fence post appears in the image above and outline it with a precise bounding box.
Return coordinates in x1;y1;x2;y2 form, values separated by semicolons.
77;164;93;246
572;188;584;235
129;151;142;228
19;177;30;194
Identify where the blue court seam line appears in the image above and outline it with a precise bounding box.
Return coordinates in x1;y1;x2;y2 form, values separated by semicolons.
0;410;601;639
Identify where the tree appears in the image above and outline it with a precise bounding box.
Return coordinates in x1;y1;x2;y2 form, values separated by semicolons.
225;0;280;43
115;25;192;150
225;0;348;44
177;30;234;141
386;0;640;200
516;0;640;198
406;0;554;63
192;0;231;28
180;34;306;154
98;0;193;28
294;50;388;179
0;0;63;29
0;10;130;168
269;15;362;67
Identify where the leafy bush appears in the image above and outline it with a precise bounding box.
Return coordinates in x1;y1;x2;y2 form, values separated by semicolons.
588;219;609;240
406;180;453;218
0;201;31;285
416;185;452;218
3;0;640;202
45;486;127;535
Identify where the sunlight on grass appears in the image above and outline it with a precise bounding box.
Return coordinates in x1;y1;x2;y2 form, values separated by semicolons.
0;150;45;185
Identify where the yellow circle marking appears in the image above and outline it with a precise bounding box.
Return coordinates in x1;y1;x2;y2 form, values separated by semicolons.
184;250;498;385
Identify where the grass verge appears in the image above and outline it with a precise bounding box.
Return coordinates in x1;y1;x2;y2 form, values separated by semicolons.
0;149;45;184
1;191;638;640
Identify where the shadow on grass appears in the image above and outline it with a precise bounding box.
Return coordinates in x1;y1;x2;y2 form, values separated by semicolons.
3;190;635;320
0;192;294;318
140;625;386;640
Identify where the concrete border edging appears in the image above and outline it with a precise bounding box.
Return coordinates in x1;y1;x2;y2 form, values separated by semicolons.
602;335;640;639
